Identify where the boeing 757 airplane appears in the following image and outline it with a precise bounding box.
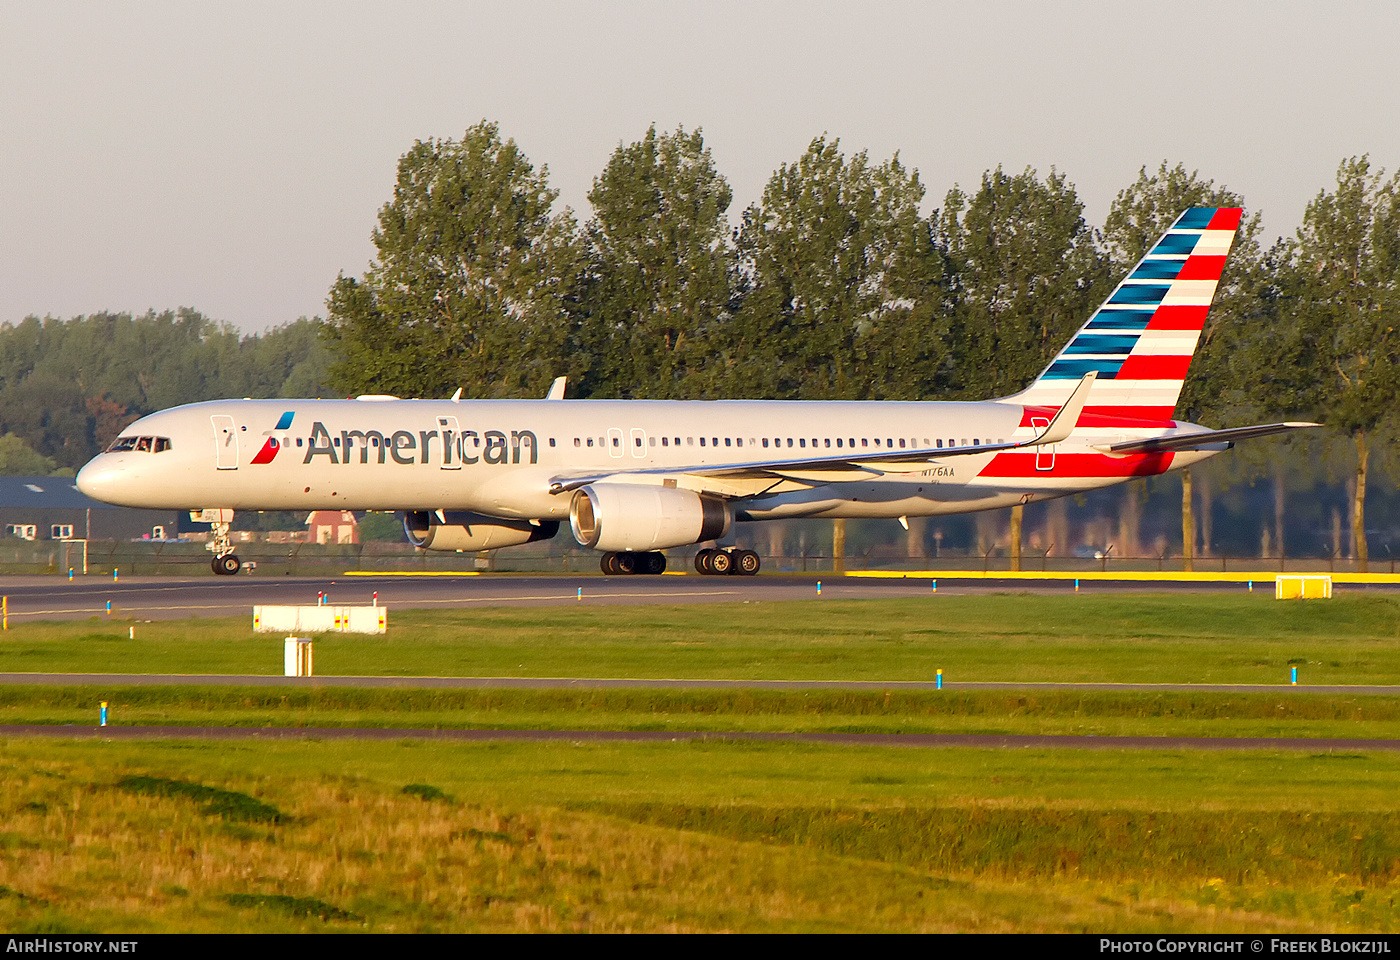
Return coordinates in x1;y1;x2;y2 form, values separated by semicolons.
77;208;1314;576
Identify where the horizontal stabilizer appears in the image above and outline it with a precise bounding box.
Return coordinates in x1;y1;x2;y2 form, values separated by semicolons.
1102;421;1320;455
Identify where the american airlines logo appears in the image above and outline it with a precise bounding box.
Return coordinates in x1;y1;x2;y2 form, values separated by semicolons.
249;411;295;464
297;420;540;466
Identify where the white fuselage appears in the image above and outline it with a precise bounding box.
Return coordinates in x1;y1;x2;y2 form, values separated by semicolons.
75;396;1218;524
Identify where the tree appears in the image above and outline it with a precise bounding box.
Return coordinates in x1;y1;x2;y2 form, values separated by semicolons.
1102;162;1267;567
582;125;737;398
0;310;331;469
939;167;1110;400
324;122;586;399
731;136;949;400
940;167;1108;568
1286;156;1400;571
0;432;58;475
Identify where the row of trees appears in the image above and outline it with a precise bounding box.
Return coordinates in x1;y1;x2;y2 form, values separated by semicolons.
0;311;329;469
325;122;1400;566
4;122;1396;566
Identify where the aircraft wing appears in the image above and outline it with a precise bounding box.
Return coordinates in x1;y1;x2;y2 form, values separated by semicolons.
1099;421;1320;455
547;373;1097;495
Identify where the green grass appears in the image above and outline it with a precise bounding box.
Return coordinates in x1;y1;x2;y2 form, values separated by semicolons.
3;738;1400;932
5;592;1400;931
6;593;1400;683
6;685;1400;740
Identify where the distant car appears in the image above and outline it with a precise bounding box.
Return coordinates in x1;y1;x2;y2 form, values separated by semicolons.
1073;545;1107;560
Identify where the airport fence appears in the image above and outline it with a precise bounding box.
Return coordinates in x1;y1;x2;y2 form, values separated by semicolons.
0;538;1393;577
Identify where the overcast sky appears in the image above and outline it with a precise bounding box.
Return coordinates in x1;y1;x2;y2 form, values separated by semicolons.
3;1;1397;333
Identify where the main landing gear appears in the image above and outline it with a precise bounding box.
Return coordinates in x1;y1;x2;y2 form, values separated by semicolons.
694;548;760;576
600;551;667;575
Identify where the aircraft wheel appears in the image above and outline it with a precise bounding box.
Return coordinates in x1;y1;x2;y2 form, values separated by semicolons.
694;549;715;574
600;552;620;575
213;554;241;576
641;551;667;575
614;551;638;575
735;549;761;576
708;549;732;575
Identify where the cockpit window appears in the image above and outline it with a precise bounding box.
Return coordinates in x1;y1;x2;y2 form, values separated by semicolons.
108;436;171;453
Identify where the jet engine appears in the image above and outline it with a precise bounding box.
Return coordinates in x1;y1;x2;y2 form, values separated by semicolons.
403;511;559;551
569;483;730;553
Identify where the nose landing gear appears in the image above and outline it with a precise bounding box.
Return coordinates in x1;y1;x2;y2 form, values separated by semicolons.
197;509;242;576
212;554;242;576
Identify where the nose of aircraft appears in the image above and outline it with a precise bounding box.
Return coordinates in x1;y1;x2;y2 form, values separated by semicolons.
76;456;128;505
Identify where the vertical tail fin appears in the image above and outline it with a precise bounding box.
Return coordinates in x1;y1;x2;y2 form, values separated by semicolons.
1008;206;1241;421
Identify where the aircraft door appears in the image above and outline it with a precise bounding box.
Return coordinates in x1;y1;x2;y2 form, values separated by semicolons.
1032;417;1054;471
211;415;238;470
437;416;461;470
630;428;647;459
607;427;624;459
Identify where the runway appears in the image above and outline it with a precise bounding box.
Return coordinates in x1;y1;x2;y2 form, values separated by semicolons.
0;570;1390;622
4;724;1398;751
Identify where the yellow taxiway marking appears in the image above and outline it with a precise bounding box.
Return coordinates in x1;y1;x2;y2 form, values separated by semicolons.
846;569;1400;584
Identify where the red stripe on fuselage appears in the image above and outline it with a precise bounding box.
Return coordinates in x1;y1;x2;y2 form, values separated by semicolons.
979;451;1174;478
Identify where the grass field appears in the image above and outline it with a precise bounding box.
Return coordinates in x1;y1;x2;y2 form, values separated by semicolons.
4;593;1400;683
3;592;1400;932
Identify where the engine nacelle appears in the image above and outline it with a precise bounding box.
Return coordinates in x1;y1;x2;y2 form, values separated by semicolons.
403;511;559;552
569;483;731;552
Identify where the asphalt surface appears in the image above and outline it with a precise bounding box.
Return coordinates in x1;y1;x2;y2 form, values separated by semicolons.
0;570;1388;622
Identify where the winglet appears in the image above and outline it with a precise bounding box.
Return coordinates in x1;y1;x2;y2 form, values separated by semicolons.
1031;371;1095;446
450;388;462;403
546;377;567;400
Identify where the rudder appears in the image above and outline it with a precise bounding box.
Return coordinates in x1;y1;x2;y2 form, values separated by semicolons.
1007;206;1242;422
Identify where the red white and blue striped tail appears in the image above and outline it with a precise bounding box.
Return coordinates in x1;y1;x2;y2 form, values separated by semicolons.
1006;206;1241;423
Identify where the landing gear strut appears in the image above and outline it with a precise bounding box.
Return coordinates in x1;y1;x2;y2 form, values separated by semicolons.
695;548;760;576
600;551;667;575
196;509;241;576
